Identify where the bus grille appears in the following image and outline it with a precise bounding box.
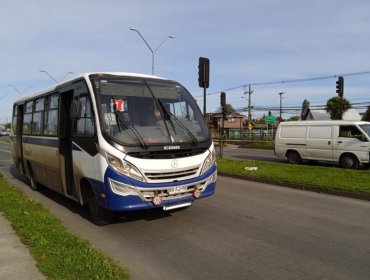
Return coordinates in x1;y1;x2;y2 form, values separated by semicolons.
128;148;207;159
144;167;199;181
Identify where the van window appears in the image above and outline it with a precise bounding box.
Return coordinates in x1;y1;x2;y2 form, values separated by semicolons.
339;125;362;138
281;126;306;138
308;126;332;139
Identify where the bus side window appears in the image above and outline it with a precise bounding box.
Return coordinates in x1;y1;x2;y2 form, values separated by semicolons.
76;96;95;136
43;94;59;136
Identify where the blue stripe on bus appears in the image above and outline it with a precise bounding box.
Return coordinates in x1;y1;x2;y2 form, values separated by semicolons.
22;136;59;147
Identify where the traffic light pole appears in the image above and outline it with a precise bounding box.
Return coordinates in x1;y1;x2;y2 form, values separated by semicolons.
203;87;206;118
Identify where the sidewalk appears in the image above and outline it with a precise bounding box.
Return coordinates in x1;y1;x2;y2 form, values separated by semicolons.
0;213;46;280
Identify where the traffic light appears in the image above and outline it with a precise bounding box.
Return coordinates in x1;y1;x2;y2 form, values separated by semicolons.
220;92;226;107
336;76;344;98
198;57;210;88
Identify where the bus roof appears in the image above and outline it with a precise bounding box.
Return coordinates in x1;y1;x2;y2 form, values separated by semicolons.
13;72;167;104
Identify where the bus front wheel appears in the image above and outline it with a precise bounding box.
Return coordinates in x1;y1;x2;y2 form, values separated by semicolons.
87;189;113;226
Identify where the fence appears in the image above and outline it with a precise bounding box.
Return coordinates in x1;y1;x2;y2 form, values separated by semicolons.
227;128;276;142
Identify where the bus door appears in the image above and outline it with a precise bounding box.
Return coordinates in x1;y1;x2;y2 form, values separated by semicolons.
59;87;76;198
14;104;26;174
59;80;96;200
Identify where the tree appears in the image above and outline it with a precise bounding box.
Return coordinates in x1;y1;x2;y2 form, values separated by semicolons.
300;99;310;120
326;96;351;120
216;104;236;115
289;116;300;121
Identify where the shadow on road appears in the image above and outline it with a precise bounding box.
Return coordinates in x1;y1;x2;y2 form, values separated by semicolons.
8;166;177;225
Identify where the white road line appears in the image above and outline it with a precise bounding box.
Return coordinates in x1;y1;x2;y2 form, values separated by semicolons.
0;149;11;153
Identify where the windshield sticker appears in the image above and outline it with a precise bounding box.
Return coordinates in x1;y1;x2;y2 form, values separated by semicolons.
104;113;117;126
111;99;127;112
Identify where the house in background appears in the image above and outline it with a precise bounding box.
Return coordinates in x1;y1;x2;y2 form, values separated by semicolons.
205;112;245;137
361;106;370;121
301;108;361;121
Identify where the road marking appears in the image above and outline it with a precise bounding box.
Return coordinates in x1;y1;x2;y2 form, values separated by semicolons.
0;149;11;153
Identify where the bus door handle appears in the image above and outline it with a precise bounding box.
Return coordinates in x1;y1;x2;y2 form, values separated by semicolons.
328;141;331;145
337;141;342;144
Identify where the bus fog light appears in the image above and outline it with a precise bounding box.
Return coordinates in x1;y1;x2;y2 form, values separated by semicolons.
109;180;139;196
151;194;162;206
193;187;201;198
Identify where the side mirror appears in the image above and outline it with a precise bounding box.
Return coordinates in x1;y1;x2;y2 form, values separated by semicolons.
70;100;82;120
358;134;369;142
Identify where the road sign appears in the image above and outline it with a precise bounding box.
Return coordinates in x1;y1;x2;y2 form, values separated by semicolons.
265;115;276;125
248;123;253;130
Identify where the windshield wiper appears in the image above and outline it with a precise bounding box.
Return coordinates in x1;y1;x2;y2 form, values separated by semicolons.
158;100;199;145
112;103;148;149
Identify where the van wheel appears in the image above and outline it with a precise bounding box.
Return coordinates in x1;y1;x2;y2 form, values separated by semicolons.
286;151;301;164
340;154;359;169
87;189;113;226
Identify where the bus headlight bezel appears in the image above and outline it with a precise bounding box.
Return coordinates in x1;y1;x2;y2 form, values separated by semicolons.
106;152;145;182
201;148;216;175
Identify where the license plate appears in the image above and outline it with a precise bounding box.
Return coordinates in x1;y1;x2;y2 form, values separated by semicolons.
168;185;188;195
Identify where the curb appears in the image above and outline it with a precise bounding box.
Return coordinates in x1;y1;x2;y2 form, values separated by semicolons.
218;172;370;201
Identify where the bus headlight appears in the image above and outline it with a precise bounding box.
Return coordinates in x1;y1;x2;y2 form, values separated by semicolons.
106;153;145;181
201;148;216;175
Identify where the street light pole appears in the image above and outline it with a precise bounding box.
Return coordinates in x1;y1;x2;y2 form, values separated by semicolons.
130;28;174;75
39;70;58;83
39;70;74;83
8;85;32;96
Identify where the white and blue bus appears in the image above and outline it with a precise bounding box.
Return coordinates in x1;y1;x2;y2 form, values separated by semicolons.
11;72;217;225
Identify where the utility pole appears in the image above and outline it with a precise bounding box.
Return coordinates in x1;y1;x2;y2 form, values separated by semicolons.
244;84;253;124
279;92;285;120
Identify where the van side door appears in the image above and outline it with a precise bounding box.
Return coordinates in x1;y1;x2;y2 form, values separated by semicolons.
306;126;333;160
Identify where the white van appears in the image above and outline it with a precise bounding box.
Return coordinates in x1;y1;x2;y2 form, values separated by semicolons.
275;120;370;168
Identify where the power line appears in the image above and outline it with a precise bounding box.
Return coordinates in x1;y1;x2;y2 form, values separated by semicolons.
195;70;370;98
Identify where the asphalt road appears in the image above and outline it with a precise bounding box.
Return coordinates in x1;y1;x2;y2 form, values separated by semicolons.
1;139;370;280
222;145;284;162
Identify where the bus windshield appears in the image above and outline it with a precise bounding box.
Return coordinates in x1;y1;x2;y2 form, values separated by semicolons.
91;75;209;146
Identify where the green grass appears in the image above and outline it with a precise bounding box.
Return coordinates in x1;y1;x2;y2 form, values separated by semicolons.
0;174;130;280
238;141;275;150
217;157;370;194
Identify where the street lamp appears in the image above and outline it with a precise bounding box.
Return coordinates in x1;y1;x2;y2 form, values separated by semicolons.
130;28;175;75
8;85;32;96
39;70;58;82
39;70;74;83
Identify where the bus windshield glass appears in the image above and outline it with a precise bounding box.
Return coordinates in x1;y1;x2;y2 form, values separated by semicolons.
92;76;209;146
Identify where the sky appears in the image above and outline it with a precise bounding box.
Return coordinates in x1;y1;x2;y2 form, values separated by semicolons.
1;0;370;124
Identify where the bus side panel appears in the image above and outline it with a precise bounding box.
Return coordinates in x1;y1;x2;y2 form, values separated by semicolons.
22;138;63;194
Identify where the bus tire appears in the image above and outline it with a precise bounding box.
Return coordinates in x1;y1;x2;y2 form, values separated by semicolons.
27;164;40;191
340;154;359;169
87;189;113;226
286;150;301;164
